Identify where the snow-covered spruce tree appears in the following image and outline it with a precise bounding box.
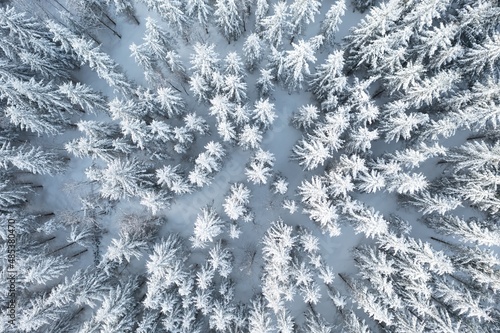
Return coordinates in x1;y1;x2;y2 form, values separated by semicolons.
105;0;139;24
289;0;321;36
252;97;276;129
66;0;120;37
0;6;78;79
245;149;275;185
156;164;192;195
58;81;107;114
0;142;66;175
142;17;174;62
425;214;500;247
243;33;264;72
321;0;346;45
76;277;139;333
190;42;220;81
214;0;244;43
283;39;317;92
86;158;153;201
208;240;233;278
223;74;247;104
254;0;269;31
309;50;347;102
256;68;275;98
292;135;331;171
186;0;212;30
247;296;274;333
140;0;189;35
261;1;292;47
223;182;251;221
191;206;225;248
292;104;319;130
156;86;186;118
261;220;297;314
188;141;225;187
47;20;133;94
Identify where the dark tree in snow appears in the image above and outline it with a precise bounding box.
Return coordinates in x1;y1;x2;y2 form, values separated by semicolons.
351;0;375;13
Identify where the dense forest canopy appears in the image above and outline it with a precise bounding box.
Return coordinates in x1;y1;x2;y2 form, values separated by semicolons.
0;0;499;332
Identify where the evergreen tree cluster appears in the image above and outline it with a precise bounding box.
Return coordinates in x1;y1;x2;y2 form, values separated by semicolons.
1;0;500;332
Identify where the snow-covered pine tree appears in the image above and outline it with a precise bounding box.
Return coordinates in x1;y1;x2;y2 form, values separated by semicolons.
245;149;275;185
292;104;319;130
190;73;211;103
106;0;139;24
208;240;233;278
190;42;220;80
0;142;66;175
252;98;276;129
292;135;331;171
214;0;244;42
254;0;269;31
156;86;186;118
141;0;189;35
142;17;174;62
191;206;225;248
186;0;212;30
321;0;346;45
256;68;275;98
58;82;107;114
47;20;133;94
223;74;247;103
309;50;346;101
284;39;317;91
247;296;274;333
86;158;153;200
243;33;264;72
425;214;500;247
224;51;245;76
238;124;263;150
261;2;292;47
0;6;78;78
223;182;251;220
289;0;321;36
